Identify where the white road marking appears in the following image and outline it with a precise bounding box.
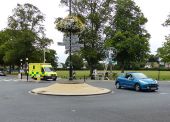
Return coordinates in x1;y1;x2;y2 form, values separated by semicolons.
72;109;76;112
0;78;23;82
159;93;169;95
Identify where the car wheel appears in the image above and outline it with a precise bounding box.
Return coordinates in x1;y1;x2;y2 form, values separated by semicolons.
135;84;140;91
116;82;121;89
53;78;56;81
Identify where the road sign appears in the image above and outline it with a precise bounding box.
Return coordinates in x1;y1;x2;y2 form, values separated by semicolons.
58;41;81;46
65;44;84;49
65;48;81;54
57;42;65;46
63;35;79;43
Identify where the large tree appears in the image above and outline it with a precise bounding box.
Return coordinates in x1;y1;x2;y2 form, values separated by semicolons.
105;0;150;72
8;3;45;35
0;3;55;66
157;37;170;63
0;29;36;65
8;3;53;48
157;13;170;63
0;30;8;65
60;0;114;75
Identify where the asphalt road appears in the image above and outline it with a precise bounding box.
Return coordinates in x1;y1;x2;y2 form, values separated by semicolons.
0;76;170;122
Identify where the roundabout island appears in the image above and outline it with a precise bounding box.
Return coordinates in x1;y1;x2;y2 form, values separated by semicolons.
31;80;111;96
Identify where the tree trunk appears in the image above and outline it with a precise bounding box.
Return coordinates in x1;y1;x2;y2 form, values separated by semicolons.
9;65;12;74
121;61;125;73
90;66;95;80
90;67;94;76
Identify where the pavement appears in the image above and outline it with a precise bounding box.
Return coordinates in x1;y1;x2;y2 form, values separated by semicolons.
31;79;111;96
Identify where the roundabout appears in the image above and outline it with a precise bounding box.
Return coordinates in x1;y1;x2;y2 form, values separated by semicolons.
31;80;111;96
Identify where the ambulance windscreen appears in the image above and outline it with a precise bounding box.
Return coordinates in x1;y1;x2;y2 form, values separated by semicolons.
44;67;54;72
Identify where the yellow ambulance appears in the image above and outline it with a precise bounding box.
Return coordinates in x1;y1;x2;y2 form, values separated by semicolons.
29;63;57;81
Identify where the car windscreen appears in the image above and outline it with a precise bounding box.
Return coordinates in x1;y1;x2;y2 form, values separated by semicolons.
118;73;126;78
132;73;148;79
44;67;54;72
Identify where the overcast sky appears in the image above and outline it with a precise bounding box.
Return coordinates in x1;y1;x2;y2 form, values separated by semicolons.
0;0;170;63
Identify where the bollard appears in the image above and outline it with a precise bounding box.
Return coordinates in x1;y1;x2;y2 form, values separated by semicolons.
84;75;86;83
27;73;28;81
37;74;41;81
21;73;22;79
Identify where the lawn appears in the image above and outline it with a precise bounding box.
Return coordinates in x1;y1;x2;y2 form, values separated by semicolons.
57;70;170;81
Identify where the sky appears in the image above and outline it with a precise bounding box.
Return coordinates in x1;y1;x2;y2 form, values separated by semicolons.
0;0;170;63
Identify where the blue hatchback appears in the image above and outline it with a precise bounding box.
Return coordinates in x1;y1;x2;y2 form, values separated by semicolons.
115;72;159;91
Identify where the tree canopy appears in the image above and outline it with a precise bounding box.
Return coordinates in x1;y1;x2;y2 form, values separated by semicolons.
157;37;170;63
8;3;45;36
157;13;170;63
0;3;57;69
105;0;150;72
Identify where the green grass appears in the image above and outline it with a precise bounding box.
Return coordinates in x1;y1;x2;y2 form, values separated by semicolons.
57;70;90;79
133;70;170;81
57;70;170;81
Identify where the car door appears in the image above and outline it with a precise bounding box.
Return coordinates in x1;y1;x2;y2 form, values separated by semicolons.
117;74;127;87
123;74;135;88
126;75;135;88
122;73;131;88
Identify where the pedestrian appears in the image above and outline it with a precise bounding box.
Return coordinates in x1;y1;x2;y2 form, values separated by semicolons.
104;72;109;80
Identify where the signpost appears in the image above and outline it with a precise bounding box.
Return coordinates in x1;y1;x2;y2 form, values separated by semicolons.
57;0;84;81
58;35;83;54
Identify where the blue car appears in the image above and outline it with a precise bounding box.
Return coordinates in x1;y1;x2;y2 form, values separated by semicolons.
115;72;159;91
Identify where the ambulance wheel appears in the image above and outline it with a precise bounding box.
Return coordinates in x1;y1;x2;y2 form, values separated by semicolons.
32;76;37;80
53;76;57;81
44;77;47;81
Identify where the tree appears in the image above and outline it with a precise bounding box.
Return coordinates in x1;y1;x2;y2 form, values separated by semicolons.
8;3;45;36
148;54;159;62
45;49;58;69
60;0;114;75
157;37;170;63
0;30;8;65
158;13;170;63
65;53;84;70
7;3;53;54
0;29;36;65
2;3;54;65
105;0;150;72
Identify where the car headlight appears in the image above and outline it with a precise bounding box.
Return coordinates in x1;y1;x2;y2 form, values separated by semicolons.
139;80;148;84
155;80;158;84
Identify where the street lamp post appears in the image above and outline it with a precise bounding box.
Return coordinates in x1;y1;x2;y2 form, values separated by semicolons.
20;59;23;79
158;58;161;81
26;58;29;81
69;0;73;80
43;48;46;63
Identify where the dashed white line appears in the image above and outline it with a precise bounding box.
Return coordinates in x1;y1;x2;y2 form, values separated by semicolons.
0;78;22;82
159;93;169;95
71;109;76;112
